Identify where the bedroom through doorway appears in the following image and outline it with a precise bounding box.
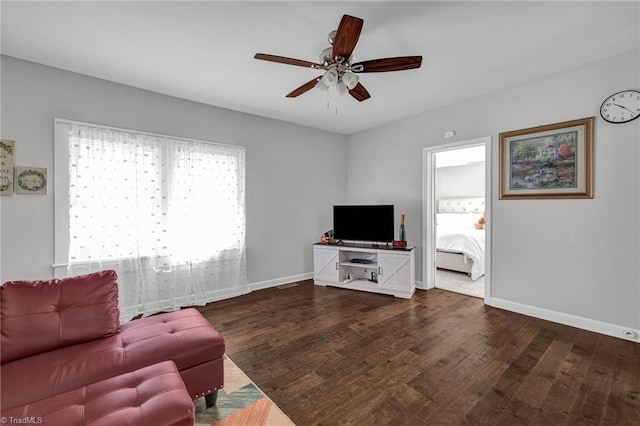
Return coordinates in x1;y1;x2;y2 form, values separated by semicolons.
422;138;490;299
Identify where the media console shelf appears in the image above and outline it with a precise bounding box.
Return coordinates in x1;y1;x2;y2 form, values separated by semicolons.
313;243;415;298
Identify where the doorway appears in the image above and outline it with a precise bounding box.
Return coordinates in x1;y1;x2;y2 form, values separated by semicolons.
422;137;491;300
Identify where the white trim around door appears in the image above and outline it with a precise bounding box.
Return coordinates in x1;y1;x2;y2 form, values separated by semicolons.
421;136;493;303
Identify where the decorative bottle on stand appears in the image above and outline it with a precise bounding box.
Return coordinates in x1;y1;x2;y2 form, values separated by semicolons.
399;214;406;242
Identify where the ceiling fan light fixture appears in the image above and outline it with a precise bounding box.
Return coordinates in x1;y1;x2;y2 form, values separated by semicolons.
342;71;359;89
315;79;329;93
327;30;337;45
319;47;333;65
321;68;339;86
254;14;421;104
336;81;348;96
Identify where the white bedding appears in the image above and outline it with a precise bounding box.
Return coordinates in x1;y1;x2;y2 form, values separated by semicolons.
436;222;485;280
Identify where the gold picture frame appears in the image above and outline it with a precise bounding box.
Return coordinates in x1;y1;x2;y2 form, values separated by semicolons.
499;117;594;199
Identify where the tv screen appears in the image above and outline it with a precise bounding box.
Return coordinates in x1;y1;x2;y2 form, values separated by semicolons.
333;205;394;243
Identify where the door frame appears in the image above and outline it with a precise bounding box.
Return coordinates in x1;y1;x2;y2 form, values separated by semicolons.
421;136;492;302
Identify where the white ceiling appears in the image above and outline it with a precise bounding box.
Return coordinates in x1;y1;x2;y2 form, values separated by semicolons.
2;1;639;135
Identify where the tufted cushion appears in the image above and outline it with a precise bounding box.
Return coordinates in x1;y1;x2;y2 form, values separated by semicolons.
1;360;194;426
1;308;225;410
1;270;120;364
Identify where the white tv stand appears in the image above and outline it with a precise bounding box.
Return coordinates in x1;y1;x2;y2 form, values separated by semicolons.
313;243;415;298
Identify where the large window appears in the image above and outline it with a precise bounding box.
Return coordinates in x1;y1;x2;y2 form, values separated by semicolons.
55;120;247;321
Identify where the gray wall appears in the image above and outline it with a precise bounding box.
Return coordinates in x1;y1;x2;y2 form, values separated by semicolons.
346;49;640;331
436;163;486;201
0;56;347;285
2;50;639;337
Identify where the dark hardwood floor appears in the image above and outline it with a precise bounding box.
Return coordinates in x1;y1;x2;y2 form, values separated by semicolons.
197;280;640;425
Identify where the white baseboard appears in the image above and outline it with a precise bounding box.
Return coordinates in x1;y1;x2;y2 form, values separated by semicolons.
249;272;313;292
248;276;639;344
489;297;640;343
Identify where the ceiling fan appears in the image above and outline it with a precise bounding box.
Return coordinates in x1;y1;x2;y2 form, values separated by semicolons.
254;14;422;102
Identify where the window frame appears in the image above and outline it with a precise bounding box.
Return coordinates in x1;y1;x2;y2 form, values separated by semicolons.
53;118;245;278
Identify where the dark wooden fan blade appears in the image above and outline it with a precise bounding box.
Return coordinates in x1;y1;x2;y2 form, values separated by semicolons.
353;56;422;73
349;82;371;102
286;76;323;98
332;15;364;61
254;53;322;69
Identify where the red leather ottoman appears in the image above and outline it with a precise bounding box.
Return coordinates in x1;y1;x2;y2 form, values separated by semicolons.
2;308;225;410
1;361;194;426
120;308;225;401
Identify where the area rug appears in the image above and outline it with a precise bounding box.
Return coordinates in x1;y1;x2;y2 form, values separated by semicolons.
195;356;295;426
436;268;485;298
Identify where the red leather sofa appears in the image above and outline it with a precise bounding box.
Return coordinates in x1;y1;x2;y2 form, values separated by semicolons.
0;270;225;425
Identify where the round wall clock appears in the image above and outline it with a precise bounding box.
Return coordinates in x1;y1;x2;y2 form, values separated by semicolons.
600;89;640;123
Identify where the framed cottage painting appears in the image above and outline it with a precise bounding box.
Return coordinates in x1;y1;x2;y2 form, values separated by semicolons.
499;117;594;199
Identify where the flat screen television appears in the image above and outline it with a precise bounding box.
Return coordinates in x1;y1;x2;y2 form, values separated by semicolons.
333;205;394;243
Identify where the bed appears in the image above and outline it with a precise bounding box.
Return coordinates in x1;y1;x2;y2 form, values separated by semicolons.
436;197;485;281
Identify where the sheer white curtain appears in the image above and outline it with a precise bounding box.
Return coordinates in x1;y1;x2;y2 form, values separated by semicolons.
63;122;247;321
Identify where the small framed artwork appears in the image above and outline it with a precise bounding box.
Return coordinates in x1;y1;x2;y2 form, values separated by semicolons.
0;139;15;195
499;117;594;199
15;167;48;194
